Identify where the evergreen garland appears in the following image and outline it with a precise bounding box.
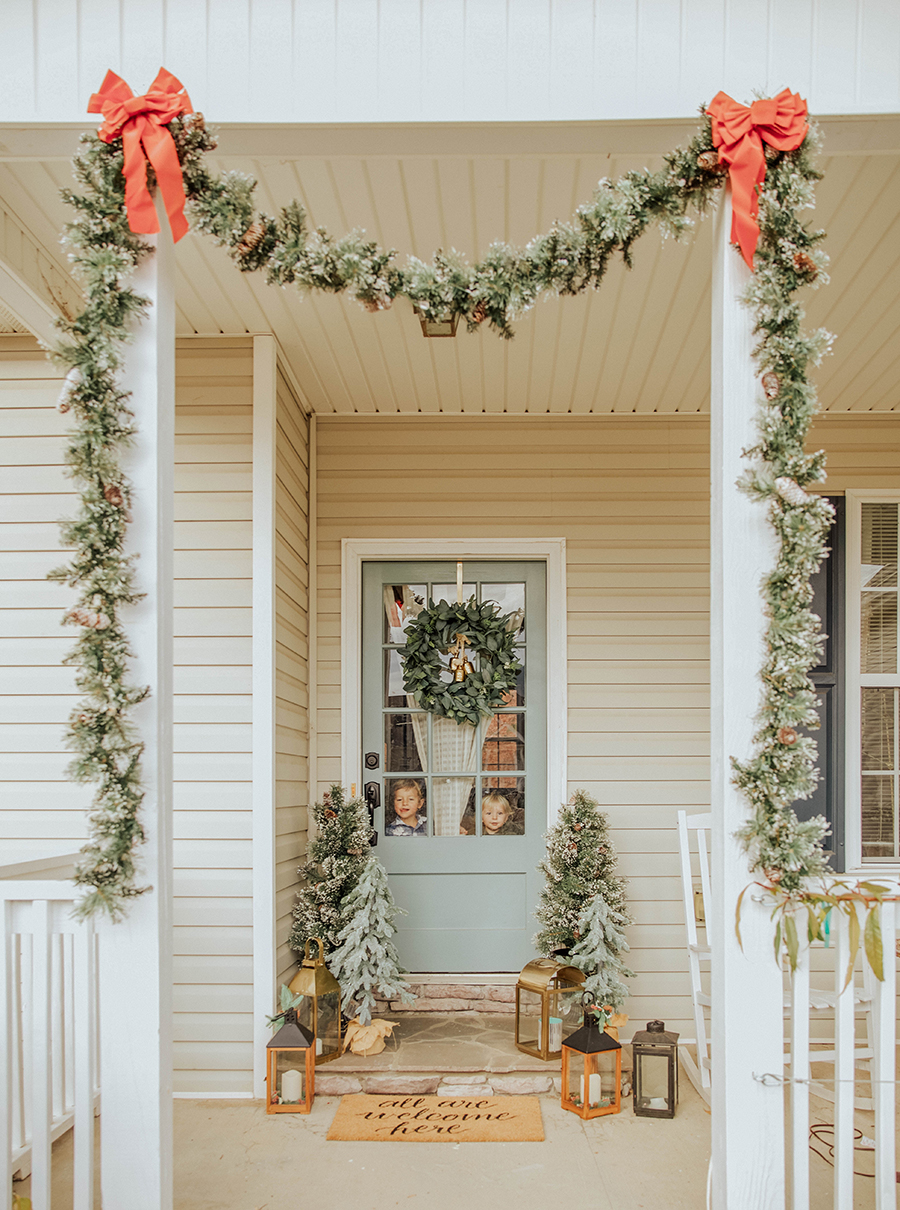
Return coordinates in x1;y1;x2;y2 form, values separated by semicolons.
51;97;851;925
288;785;372;956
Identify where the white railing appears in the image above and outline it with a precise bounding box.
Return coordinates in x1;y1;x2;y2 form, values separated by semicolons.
0;857;99;1210
786;900;897;1210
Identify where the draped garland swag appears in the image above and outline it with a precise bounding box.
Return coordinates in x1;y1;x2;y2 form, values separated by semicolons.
51;71;884;973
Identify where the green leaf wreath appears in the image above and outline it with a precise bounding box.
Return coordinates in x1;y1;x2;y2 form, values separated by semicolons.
401;598;522;727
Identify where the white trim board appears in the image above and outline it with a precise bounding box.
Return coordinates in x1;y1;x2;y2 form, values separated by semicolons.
340;538;567;824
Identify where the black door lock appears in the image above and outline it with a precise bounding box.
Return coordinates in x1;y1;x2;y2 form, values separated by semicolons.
364;782;380;846
364;752;379;769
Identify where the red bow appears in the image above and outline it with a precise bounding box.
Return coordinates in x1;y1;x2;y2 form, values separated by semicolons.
89;68;193;243
707;89;809;269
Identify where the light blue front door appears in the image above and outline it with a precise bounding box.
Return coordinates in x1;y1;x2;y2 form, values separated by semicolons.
362;561;546;973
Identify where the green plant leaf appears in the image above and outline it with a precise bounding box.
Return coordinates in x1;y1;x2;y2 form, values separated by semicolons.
735;886;747;950
863;906;884;982
843;904;861;993
783;913;799;973
773;919;782;964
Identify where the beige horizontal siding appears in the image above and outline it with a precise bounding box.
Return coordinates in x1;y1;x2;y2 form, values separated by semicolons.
314;411;900;1036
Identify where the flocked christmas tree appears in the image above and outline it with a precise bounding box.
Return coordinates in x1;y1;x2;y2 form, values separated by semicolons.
533;789;631;998
327;855;416;1024
288;785;372;956
568;894;635;1016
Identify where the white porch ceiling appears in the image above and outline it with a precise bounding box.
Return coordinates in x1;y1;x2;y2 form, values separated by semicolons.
0;119;898;414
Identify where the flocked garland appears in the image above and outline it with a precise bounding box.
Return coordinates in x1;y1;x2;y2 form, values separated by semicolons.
52;100;856;927
400;598;522;727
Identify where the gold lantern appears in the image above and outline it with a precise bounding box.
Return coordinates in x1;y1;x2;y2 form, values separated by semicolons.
561;997;622;1120
515;958;585;1061
287;938;342;1064
266;1011;315;1114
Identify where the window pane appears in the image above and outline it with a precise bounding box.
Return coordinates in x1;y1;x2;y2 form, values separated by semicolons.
385;778;427;837
482;778;524;835
482;582;526;638
431;716;478;773
861;777;896;860
861;504;898;588
383;584;426;643
385;713;426;772
431;777;476;836
861;591;898;674
482;713;525;771
499;647;525;708
861;689;895;771
384;649;408;708
431;581;475;605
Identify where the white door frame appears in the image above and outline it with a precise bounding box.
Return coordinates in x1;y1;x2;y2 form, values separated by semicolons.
341;538;568;826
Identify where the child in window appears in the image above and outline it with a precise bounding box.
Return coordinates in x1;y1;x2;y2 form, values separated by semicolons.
481;791;520;836
386;779;427;836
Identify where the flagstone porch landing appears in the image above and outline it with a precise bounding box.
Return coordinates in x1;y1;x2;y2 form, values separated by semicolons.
319;1011;634;1096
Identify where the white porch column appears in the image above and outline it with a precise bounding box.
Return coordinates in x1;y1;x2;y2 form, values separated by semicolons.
98;210;175;1210
710;191;785;1208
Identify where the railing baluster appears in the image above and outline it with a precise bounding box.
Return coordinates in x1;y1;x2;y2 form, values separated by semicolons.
31;899;52;1210
873;900;896;1208
0;900;12;1202
790;936;810;1210
72;917;96;1210
833;908;855;1210
51;931;64;1125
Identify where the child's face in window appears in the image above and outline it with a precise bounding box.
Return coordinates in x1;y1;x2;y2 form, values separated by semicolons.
393;786;423;824
482;796;512;834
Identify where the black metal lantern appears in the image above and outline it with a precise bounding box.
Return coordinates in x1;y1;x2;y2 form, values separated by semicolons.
515;958;586;1061
266;1010;315;1114
287;937;342;1063
560;996;622;1120
632;1020;679;1118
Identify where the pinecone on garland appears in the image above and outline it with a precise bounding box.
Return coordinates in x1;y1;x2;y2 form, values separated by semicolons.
104;484;124;507
774;476;812;507
183;112;206;134
761;371;781;400
777;726;798;746
472;300;487;324
65;606;110;631
236;222;267;257
697;150;726;174
793;250;818;280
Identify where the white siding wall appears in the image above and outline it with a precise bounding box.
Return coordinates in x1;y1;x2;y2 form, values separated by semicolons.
274;365;310;988
1;0;898;125
314;412;900;1036
0;334;267;1096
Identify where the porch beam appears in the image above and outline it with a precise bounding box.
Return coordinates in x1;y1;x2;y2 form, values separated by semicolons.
709;191;786;1208
98;203;175;1210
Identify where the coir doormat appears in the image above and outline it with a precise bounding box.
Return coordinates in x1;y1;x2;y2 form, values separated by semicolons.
326;1093;544;1142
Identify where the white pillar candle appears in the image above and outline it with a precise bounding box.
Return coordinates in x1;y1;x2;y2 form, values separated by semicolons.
280;1068;302;1102
316;1038;323;1056
580;1072;602;1106
549;1018;562;1051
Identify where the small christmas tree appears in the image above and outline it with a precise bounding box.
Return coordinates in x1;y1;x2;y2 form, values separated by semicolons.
568;894;635;1015
533;789;629;957
288;785;372;956
327;855;416;1024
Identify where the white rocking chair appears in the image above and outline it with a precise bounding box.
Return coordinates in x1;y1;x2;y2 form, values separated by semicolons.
676;810;876;1108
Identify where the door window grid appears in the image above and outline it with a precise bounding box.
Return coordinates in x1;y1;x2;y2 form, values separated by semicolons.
858;502;900;862
382;580;526;837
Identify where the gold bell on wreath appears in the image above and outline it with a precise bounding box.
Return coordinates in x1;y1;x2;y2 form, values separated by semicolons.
287;938;342;1063
450;633;474;682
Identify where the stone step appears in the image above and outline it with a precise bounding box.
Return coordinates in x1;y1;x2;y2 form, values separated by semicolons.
316;1072;559;1097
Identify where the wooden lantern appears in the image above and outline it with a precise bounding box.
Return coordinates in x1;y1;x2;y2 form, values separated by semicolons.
266;1011;315;1114
515;958;586;1061
287;937;342;1064
561;1000;622;1120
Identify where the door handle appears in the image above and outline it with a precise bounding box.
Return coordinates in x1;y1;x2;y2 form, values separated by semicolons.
364;782;380;846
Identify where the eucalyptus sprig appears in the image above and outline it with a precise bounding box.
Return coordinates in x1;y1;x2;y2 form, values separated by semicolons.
266;983;305;1030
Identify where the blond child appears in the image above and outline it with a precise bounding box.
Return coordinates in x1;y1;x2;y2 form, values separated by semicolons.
386;779;427;836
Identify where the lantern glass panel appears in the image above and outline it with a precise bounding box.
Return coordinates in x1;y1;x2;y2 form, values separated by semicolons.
273;1052;307;1106
316;990;341;1058
636;1052;670;1112
551;987;584;1043
516;988;541;1050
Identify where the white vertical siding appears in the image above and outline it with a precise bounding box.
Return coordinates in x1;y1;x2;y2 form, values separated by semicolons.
274;363;310;987
1;0;898;123
314;412;900;1034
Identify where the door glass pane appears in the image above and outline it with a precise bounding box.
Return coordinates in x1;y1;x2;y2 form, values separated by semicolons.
385;713;427;772
431;581;475;605
482;713;525;771
481;778;524;835
861;592;898;674
861;504;898;588
384;649;408;708
482;582;526;638
861;777;896;860
861;689;894;771
431;776;476;836
431;716;478;773
501;648;525;707
385;777;427;837
383;584;426;643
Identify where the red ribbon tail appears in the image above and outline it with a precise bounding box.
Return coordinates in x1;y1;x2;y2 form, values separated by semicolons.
141;123;189;243
121;124;160;235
